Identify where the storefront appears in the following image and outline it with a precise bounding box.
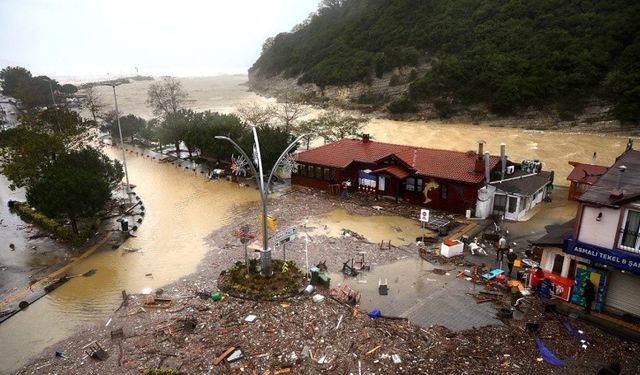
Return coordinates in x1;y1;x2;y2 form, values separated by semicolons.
563;236;640;317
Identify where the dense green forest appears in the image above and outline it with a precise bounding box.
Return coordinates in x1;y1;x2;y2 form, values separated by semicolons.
250;0;640;122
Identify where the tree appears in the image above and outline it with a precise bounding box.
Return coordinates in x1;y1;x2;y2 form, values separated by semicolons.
313;110;367;142
157;109;193;157
291;119;321;150
273;90;308;132
0;108;98;190
15;76;58;109
254;125;297;172
146;76;189;117
110;114;146;143
83;85;104;122
26;148;123;234
237;102;275;127
0;66;32;96
60;84;78;95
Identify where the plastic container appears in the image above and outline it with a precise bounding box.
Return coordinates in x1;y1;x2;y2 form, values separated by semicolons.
211;292;222;301
368;309;381;318
312;294;325;303
304;285;314;294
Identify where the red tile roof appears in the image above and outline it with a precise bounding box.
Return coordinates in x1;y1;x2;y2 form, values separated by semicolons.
567;161;608;185
296;138;500;184
373;165;410;179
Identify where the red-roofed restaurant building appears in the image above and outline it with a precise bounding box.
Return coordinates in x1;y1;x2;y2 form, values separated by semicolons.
292;136;553;219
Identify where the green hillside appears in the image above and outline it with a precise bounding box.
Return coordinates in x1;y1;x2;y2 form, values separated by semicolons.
250;0;640;122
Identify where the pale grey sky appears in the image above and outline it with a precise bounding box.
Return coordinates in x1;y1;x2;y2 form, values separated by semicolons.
0;0;319;81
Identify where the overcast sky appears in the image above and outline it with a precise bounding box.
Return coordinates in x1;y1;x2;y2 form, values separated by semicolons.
0;0;319;81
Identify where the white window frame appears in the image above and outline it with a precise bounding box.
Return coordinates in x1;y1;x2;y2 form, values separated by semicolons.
618;209;640;253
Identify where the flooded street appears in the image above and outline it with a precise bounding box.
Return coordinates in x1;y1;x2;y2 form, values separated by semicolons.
0;75;637;373
306;208;435;247
0;147;258;372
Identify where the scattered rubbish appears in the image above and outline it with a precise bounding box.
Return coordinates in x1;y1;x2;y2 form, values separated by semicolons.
143;295;173;308
317;355;327;364
312;294;325;303
496;308;513;319
366;345;381;355
110;328;124;339
245;315;257;323
368;309;381;319
302;346;311;358
183;316;197;332
535;336;564;366
335;314;343;330
226;348;244;363
280;303;290;308
214;346;236;365
342;259;359;276
274;368;291;374
331;284;360;305
83;341;109;361
392;354;402;364
287;351;298;361
145;273;153;277
211;292;223;301
304;285;314;294
378;278;388;295
54;350;65;358
105;318;112;327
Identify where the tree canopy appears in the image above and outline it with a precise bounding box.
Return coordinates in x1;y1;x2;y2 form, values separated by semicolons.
251;0;640;121
26;148;122;234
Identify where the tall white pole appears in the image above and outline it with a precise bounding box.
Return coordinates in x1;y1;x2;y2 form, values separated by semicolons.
112;85;132;204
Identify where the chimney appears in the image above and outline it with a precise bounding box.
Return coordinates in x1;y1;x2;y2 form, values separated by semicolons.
610;165;626;198
500;143;506;180
474;141;486;173
362;133;370;143
484;151;491;183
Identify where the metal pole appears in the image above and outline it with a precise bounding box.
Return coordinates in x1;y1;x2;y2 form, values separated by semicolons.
112;85;132;204
251;126;272;276
283;242;286;261
47;81;56;107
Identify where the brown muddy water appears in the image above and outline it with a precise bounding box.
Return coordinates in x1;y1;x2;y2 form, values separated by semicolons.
0;147;259;373
306;208;435;247
1;75;636;372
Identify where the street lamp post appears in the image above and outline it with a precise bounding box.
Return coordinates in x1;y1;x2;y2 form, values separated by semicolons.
216;128;305;277
40;78;56;108
111;84;132;204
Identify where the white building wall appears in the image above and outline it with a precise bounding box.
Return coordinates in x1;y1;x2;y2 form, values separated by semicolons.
577;206;619;249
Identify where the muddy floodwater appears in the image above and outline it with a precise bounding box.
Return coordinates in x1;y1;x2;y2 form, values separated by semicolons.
306;208;435;247
1;75;637;372
0;147;259;372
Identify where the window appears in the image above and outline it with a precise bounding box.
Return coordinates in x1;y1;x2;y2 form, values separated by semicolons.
493;194;506;215
552;254;564;274
299;164;306;176
406;177;415;192
440;184;448;200
323;168;331;181
619;209;640;252
315;166;322;179
507;196;518;213
404;177;423;192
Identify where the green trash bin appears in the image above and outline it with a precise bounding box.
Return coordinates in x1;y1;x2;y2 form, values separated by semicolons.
211;292;222;301
310;266;320;286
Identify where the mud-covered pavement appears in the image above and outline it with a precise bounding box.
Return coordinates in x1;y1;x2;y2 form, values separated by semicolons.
17;188;640;374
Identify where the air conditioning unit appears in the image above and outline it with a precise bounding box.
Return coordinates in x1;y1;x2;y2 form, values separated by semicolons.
506;165;515;175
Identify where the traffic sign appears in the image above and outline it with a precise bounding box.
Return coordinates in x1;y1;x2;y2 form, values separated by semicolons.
419;209;430;223
274;226;297;246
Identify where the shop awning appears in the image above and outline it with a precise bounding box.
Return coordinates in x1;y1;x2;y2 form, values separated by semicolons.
373;165;410;179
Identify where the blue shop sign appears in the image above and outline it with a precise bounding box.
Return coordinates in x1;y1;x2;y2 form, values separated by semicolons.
563;237;640;275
